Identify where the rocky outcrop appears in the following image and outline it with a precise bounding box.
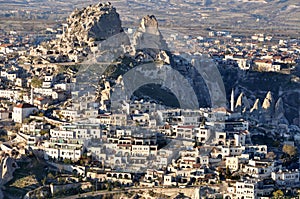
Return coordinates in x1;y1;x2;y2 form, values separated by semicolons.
235;92;250;112
262;91;273;111
275;97;284;118
235;92;243;109
250;98;260;113
0;156;17;185
274;97;289;124
133;15;168;51
24;186;51;199
65;3;123;43
0;155;18;199
30;2;128;63
132;15;170;63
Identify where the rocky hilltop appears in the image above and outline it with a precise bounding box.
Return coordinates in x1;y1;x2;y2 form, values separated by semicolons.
30;2;127;63
65;2;123;43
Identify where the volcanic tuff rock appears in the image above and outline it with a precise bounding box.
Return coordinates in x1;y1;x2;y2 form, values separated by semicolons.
133;15;168;50
30;2;127;63
65;2;123;43
132;15;169;63
0;156;17;185
235;92;250;113
250;98;260;113
262;91;273;110
0;156;18;199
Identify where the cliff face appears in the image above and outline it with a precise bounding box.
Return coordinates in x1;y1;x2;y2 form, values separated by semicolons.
30;2;128;63
64;3;123;45
133;15;168;53
0;156;18;199
0;156;17;185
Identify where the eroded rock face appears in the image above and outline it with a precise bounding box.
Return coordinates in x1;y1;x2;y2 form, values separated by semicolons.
64;3;123;44
262;91;273;110
274;97;288;124
235;92;250;112
0;155;18;199
0;156;17;185
132;15;169;61
250;98;260;113
235;92;244;109
30;2;128;63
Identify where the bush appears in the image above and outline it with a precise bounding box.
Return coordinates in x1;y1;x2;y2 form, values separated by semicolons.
63;158;72;164
31;77;43;88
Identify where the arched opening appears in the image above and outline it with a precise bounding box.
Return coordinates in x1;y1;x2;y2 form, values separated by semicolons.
133;84;180;108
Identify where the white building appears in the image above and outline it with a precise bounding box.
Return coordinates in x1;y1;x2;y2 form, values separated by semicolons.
0;89;20;100
195;124;210;144
226;156;239;172
243;159;275;179
43;138;84;161
174;125;194;140
235;181;256;199
271;169;300;186
12;103;38;123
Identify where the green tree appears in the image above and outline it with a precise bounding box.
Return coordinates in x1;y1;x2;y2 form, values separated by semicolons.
193;136;199;148
31;76;43;88
107;182;112;191
63;158;72;164
40;129;49;136
273;189;284;198
225;166;232;179
282;144;297;157
47;172;55;179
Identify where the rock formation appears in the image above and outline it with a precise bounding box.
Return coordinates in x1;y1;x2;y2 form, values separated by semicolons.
235;92;250;112
30;2;128;63
275;97;284;117
274;97;289;124
250;98;260;113
133;15;168;51
0;155;18;199
132;15;170;63
0;156;17;185
262;91;273;111
66;3;123;43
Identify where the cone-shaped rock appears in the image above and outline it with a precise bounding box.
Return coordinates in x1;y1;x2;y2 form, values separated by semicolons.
250;98;260;113
262;91;273;110
132;15;168;55
275;97;284;118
